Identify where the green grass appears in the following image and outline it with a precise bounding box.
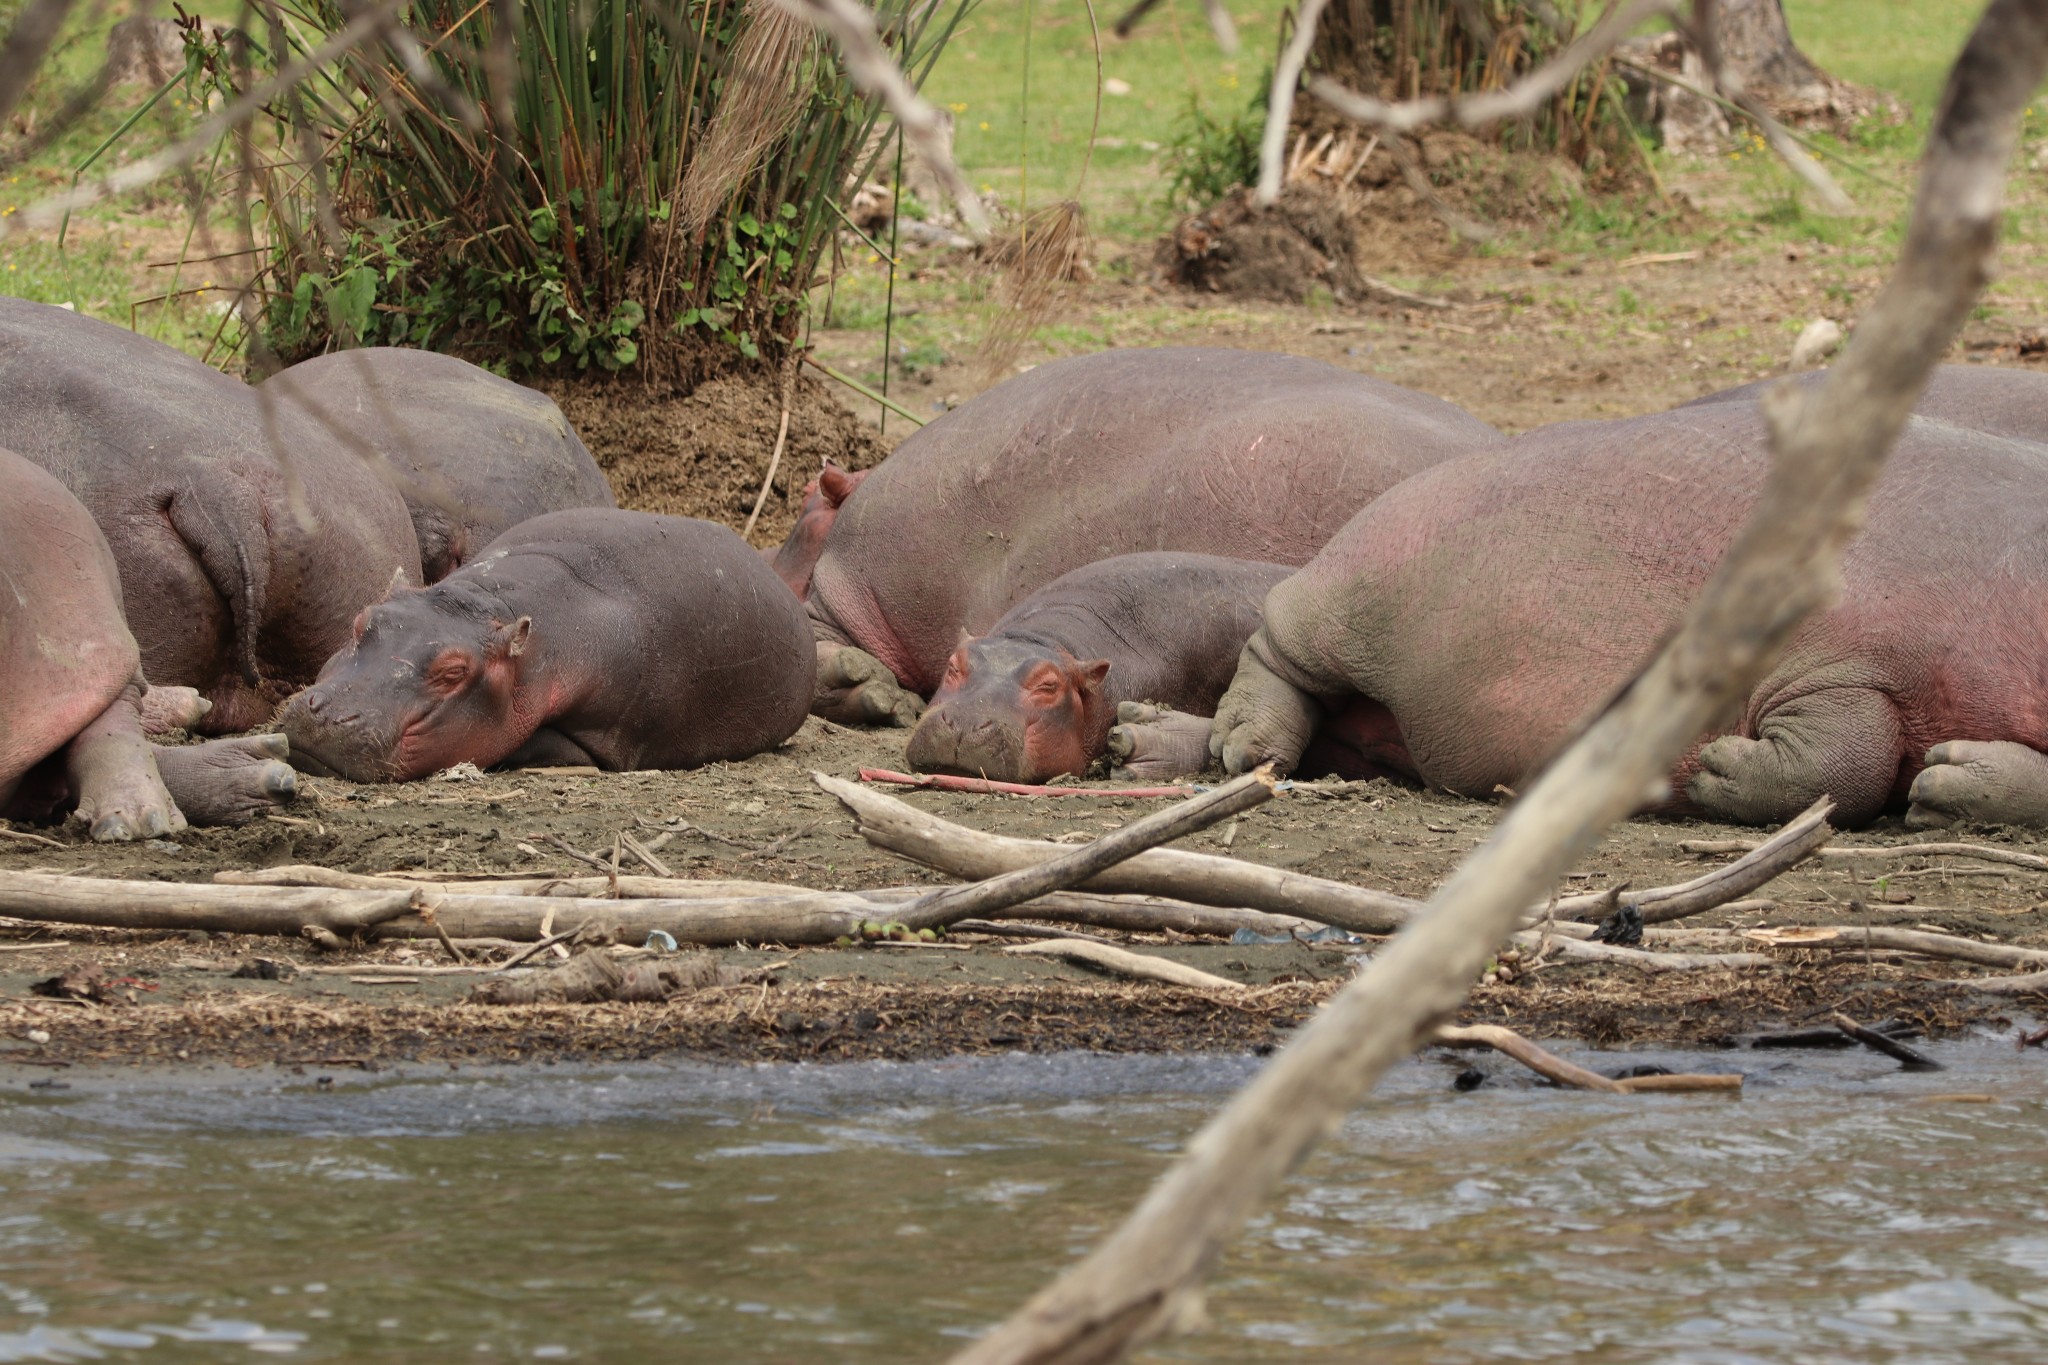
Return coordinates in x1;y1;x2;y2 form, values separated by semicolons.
1785;0;1984;114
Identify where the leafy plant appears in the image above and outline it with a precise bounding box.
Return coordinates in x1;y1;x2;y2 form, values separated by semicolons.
1160;92;1263;211
251;0;970;377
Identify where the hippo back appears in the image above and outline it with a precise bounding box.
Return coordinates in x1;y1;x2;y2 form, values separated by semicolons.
261;349;616;582
0;296;421;727
805;347;1501;693
1685;364;2048;446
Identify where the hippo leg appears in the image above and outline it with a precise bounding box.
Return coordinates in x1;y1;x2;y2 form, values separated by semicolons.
815;645;924;728
65;678;186;842
1108;703;1217;781
1688;688;1902;826
1905;741;2048;830
500;727;603;769
1209;639;1322;777
138;685;213;735
153;734;299;826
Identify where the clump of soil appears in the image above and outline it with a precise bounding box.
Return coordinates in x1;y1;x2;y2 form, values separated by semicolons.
539;370;895;547
1159;133;1605;299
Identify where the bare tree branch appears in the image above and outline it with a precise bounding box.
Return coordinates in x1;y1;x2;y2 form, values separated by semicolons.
772;0;989;239
1301;0;1676;137
950;2;2048;1359
1252;0;1331;204
1199;0;1237;55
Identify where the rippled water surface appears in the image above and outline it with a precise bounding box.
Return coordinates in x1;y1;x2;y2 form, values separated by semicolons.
0;1040;2043;1362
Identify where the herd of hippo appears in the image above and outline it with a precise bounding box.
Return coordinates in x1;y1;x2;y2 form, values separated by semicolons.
8;291;2048;845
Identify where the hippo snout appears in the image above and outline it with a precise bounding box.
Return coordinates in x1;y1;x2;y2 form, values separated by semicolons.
907;706;1025;782
278;686;393;781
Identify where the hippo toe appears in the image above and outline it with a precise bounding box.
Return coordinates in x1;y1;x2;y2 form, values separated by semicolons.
1108;703;1216;781
154;734;299;826
817;646;925;728
137;686;212;735
1906;741;2048;830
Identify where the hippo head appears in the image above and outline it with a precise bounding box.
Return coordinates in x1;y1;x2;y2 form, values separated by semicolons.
766;462;867;597
905;636;1112;783
279;579;534;782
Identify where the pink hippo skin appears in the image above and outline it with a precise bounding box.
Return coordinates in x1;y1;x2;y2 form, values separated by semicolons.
2;449;298;840
1201;403;2048;828
766;463;869;598
0;296;422;733
1687;362;2048;445
784;347;1502;727
260;349;616;583
279;509;815;781
904;553;1293;783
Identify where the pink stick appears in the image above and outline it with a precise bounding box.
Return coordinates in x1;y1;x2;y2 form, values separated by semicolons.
857;768;1196;798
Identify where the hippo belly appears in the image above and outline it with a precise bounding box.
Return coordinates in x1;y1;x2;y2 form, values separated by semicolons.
0;297;421;732
280;508;815;780
1205;404;2048;828
261;349;616;582
788;346;1502;727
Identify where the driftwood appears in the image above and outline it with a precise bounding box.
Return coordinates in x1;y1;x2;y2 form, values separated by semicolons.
882;770;1281;931
953;6;2048;1358
1681;837;2048;873
1603;797;1832;923
1834;1012;1944;1070
859;768;1195;798
1433;1024;1742;1093
1002;941;1248;992
1952;968;2048;996
0;871;422;936
1508;931;1773;973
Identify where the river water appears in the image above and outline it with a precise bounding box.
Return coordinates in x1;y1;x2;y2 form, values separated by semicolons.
0;1038;2043;1363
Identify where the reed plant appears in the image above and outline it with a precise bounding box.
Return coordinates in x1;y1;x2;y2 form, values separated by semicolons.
255;0;970;379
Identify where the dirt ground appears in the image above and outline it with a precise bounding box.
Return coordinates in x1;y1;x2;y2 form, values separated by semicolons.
4;717;2043;1074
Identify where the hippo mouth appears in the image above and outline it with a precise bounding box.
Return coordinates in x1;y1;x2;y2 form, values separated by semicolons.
906;710;1029;783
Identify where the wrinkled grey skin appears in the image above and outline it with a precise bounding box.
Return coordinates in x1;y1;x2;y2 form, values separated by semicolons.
1686;363;2048;444
2;448;296;841
281;510;815;781
0;296;422;732
261;349;616;582
904;554;1292;783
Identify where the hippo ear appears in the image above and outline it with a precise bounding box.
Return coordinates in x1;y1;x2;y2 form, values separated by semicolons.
491;616;532;658
382;564;412;600
819;464;866;508
1075;659;1111;695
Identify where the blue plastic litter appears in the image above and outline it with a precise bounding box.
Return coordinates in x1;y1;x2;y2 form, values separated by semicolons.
644;930;679;952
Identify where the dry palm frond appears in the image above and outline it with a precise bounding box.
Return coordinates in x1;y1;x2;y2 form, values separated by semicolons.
974;199;1091;384
678;0;816;237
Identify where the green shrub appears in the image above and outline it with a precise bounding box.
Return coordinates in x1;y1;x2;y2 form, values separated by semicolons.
1160;93;1263;212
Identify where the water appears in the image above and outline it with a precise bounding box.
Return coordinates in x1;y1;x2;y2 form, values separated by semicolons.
0;1040;2043;1362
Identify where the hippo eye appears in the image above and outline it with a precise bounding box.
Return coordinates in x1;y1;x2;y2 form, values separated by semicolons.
426;654;475;693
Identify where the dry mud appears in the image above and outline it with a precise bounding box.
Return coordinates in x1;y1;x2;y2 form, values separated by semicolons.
3;719;2043;1072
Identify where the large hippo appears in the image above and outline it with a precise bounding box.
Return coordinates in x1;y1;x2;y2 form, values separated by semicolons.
1686;363;2048;444
0;296;422;732
2;449;298;840
904;553;1291;783
1193;404;2048;828
261;349;617;582
783;347;1503;727
280;510;814;780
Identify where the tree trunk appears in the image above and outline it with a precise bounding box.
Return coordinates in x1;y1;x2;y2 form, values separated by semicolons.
1713;0;1832;105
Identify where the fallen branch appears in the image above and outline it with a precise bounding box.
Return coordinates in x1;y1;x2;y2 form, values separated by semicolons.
1834;1012;1944;1070
1433;1024;1741;1093
0;826;65;849
1585;797;1833;924
0;871;420;935
952;4;2048;1355
884;769;1282;931
820;771;1416;933
1680;837;2048;873
1507;931;1773;973
1003;941;1247;992
1752;925;2048;971
859;768;1195;798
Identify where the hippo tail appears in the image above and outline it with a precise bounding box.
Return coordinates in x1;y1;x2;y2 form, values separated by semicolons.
167;481;269;686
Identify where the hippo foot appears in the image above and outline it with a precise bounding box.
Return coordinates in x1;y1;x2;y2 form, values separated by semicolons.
1689;691;1901;827
814;647;925;728
1905;741;2048;830
153;734;299;826
1108;703;1217;781
137;686;212;735
1208;645;1318;777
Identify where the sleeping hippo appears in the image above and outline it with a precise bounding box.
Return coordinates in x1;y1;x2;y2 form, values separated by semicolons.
903;554;1291;783
2;448;298;840
0;296;422;732
1185;403;2048;828
782;347;1502;728
260;349;616;582
279;509;814;780
1686;363;2048;445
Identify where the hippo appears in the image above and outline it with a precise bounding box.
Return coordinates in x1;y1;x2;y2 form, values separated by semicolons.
280;509;815;780
1686;363;2048;445
903;553;1292;783
2;448;298;840
260;349;616;582
0;296;422;732
1188;403;2048;828
767;462;868;598
783;347;1503;727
